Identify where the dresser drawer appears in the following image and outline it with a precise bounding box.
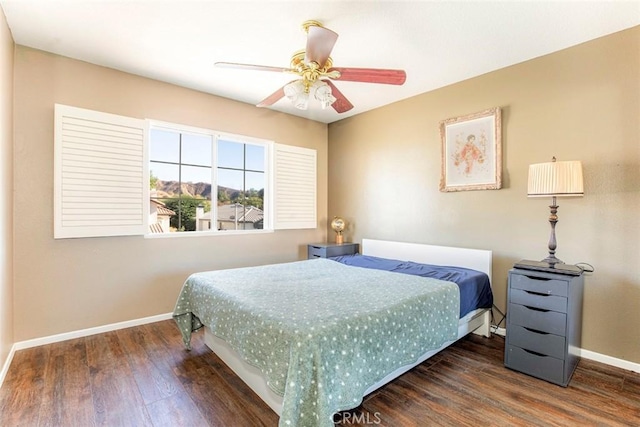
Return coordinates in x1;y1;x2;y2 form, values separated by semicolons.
510;273;568;297
505;345;565;385
510;288;567;313
509;303;567;336
507;324;566;359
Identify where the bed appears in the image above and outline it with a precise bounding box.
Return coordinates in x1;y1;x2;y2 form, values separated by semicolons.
173;238;493;427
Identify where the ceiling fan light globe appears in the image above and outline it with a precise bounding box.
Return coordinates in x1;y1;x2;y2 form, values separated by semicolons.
284;80;304;99
293;91;309;110
313;81;336;109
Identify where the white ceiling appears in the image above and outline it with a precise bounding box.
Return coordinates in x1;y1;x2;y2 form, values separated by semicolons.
2;1;639;123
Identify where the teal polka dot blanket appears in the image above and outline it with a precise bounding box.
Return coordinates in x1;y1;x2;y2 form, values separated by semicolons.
173;258;459;427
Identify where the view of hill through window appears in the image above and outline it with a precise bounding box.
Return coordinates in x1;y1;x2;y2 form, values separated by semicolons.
149;128;265;233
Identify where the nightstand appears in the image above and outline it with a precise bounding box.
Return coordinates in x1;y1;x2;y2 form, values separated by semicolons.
504;264;584;387
307;242;359;259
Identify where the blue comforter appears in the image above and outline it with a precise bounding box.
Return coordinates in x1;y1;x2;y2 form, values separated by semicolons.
330;254;493;317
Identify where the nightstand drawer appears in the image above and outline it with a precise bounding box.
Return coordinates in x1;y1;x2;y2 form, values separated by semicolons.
506;345;565;385
507;324;566;359
308;245;329;258
510;288;567;313
510;273;568;297
509;304;567;336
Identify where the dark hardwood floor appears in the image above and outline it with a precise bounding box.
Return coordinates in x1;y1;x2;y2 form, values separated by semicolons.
1;320;639;426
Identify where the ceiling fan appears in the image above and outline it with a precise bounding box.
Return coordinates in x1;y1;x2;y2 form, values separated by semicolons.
215;20;407;114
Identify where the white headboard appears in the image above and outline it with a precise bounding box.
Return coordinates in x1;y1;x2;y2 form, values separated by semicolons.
362;239;493;283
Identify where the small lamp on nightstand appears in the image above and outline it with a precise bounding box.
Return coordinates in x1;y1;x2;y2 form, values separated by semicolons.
528;157;584;266
330;216;345;244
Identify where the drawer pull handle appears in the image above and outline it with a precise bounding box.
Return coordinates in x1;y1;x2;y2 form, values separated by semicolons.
523;275;551;282
524;305;550;313
523;348;548;357
524;327;549;335
311;246;322;249
525;290;550;297
311;254;321;258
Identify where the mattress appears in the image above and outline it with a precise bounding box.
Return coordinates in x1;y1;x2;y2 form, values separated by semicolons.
330;254;493;317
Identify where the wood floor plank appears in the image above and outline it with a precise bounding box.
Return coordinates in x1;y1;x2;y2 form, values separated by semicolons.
200;350;280;426
145;392;210;427
116;325;184;405
37;339;95;427
1;320;639;426
86;331;154;426
0;346;49;427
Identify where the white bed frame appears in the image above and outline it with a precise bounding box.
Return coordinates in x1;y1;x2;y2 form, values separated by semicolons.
203;238;493;416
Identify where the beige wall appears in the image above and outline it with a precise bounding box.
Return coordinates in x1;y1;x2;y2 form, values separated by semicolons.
328;27;640;363
12;46;328;341
0;8;14;372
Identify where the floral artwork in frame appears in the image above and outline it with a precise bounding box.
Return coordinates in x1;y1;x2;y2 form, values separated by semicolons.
439;107;502;192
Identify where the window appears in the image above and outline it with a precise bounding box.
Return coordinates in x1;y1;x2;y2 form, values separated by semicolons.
54;104;316;239
149;123;269;234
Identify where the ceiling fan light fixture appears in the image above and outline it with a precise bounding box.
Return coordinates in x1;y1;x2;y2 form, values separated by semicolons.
284;80;309;110
313;81;336;109
284;80;335;110
294;91;309;110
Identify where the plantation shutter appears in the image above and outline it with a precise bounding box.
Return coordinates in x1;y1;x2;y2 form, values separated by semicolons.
54;104;148;238
273;143;317;229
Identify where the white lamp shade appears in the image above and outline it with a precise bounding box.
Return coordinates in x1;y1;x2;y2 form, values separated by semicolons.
528;160;584;197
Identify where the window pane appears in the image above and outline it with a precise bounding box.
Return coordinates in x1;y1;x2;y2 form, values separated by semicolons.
218;140;244;169
182;165;212;188
160;199;192;232
150;162;179;196
181;133;212;167
246;144;265;171
218;168;244;193
245;171;264;210
245;171;264;192
150;129;180;163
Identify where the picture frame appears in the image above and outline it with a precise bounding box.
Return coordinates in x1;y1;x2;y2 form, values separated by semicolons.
439;107;502;192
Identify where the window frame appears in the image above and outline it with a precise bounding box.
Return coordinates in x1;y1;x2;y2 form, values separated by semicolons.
53;104;316;240
146;120;273;238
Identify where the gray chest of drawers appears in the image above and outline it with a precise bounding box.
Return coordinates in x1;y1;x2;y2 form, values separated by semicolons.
504;266;584;387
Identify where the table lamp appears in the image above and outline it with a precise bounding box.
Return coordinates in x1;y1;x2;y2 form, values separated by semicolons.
528;157;584;266
330;216;345;244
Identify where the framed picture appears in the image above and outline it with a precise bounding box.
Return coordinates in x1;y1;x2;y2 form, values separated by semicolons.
439;107;502;192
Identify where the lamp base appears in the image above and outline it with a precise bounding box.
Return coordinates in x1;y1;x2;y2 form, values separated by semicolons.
335;234;343;244
541;255;563;266
513;259;582;276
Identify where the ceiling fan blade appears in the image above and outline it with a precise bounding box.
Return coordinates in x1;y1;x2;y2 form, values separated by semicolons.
256;84;288;108
324;80;353;113
215;62;293;73
305;25;338;68
329;67;407;85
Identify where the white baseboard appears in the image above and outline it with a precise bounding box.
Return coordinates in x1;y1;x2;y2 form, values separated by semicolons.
0;312;173;388
0;344;16;389
13;312;173;351
581;348;640;374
